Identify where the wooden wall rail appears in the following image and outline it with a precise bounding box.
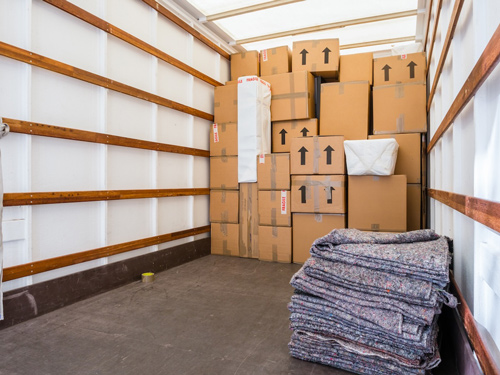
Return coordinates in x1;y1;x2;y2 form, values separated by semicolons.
3;188;209;206
450;272;500;375
427;0;465;110
2;225;211;281
142;0;231;60
427;23;500;153
0;41;214;122
426;0;443;74
43;0;222;87
3;118;209;157
423;0;434;50
428;188;500;233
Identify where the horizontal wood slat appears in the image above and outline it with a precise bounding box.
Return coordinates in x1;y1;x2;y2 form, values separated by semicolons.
4;188;209;206
142;0;231;60
42;0;222;87
428;188;500;233
427;0;465;110
427;23;500;153
0;41;214;122
426;0;443;74
2;225;211;281
2;118;209;157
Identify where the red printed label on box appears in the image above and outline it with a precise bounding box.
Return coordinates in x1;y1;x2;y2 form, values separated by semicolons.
262;49;268;62
401;54;407;59
281;190;287;214
213;123;219;143
259;154;265;164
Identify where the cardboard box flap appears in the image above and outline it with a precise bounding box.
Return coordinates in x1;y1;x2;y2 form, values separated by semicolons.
344;139;399;176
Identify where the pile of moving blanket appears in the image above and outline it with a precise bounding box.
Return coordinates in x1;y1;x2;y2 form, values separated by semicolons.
288;229;457;375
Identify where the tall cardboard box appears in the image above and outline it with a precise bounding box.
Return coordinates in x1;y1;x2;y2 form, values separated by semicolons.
272;118;318;153
258;190;291;227
292;39;340;78
348;175;407;232
290;136;345;175
210;190;239;223
231;51;259;81
258;226;292;263
260;46;291;76
292;213;346;264
261;71;315;121
369;133;421;183
257;153;290;190
210;122;238;156
239;183;259;258
211;223;239;256
373;52;426;86
291;175;346;213
373;82;427;134
210;156;238;189
320;81;370;140
214;85;238;124
407;183;422;231
339;52;373;84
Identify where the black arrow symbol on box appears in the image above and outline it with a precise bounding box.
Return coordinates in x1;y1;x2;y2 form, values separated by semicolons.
299;185;307;204
322;47;331;64
279;128;287;145
324;145;334;165
326;186;335;204
382;64;391;81
298;146;308;165
407;61;417;78
300;49;308;65
300;127;309;136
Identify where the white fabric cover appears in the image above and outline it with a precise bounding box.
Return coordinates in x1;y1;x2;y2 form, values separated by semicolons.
344;139;399;175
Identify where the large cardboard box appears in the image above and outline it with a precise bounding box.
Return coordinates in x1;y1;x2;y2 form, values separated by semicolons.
373;82;427;134
292;39;340;78
290;136;345;175
210;190;239;223
258;190;291;227
257;153;290;190
407;183;422;231
320;81;370;140
231;51;259;81
210;122;238;156
292;213;346;264
239;183;259;258
211;223;239;256
373;52;426;86
272;118;318;153
348;175;407;232
260;46;291;76
210;156;238;189
214;85;237;124
339;52;373;84
261;71;315;121
258;226;292;263
369;133;421;183
291;175;346;213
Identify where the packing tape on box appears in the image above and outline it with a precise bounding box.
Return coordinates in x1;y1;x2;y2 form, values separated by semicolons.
221;211;228;222
314;213;323;223
313;184;320;212
312;40;320;47
233;99;238;106
312;63;317;71
272;66;278;75
221;223;228;236
395;86;405;99
240;52;246;58
271;208;277;226
270;189;277;201
338;83;345;95
142;272;154;283
272;244;278;262
223;240;231;256
221;155;228;163
397;114;405;133
221;148;227;156
220;122;227;132
371;224;380;231
290;73;296;119
214;102;220;108
291;120;298;130
271;154;277;189
313;136;320;174
324;175;333;201
221;190;226;203
272;226;278;237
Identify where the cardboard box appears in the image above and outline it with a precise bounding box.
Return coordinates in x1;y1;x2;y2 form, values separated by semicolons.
272;118;318;153
407;183;422;231
373;82;427;134
211;223;239;256
290;136;345;175
261;71;315;121
260;46;291;76
239;183;259;258
231;51;259;81
348;175;407;232
291;175;346;214
214;84;237;124
258;190;291;227
369;133;422;183
373;52;426;86
210;122;238;156
339;52;373;85
292;213;346;264
210;156;238;189
292;39;340;78
210;190;239;223
257;153;290;190
258;226;292;263
320;81;370;140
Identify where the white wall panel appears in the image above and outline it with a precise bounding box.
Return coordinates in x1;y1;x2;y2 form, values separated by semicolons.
0;57;28;120
107;199;153;244
193;78;214;115
220;56;230;83
106;146;152;189
156;13;190;63
192;38;218;79
107;91;153;140
157;196;192;233
0;133;28;193
193;195;209;227
157;106;192;147
106;0;153;45
68;0;101;16
0;0;30;48
157;153;192;188
157;60;192;107
193;156;209;189
192;117;211;150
